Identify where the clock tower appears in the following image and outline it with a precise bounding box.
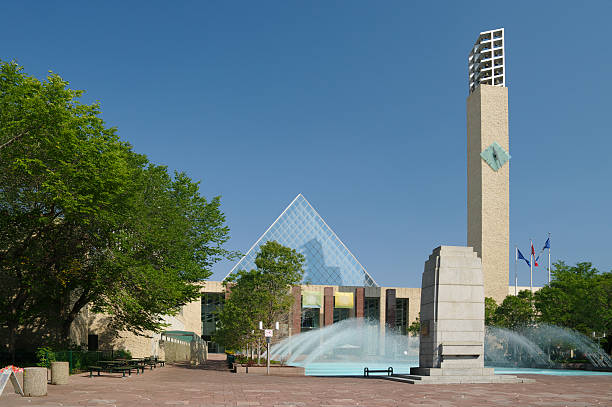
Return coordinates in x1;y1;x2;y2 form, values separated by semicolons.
467;28;510;303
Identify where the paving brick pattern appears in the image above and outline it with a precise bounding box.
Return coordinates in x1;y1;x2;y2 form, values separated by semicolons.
2;360;611;406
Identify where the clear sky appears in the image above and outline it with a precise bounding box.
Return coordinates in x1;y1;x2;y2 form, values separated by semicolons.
3;1;611;288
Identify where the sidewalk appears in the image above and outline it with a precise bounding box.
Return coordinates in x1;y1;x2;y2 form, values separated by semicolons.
1;361;611;406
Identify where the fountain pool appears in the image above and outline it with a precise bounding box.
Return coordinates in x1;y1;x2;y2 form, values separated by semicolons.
270;318;612;377
290;362;612;377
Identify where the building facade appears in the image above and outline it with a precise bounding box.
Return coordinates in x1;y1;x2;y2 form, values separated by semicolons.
69;28;522;357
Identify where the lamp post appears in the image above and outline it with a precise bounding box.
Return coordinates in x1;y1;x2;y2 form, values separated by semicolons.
260;321;280;375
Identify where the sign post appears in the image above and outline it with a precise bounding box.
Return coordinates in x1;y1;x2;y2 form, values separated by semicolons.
259;321;279;376
264;329;273;375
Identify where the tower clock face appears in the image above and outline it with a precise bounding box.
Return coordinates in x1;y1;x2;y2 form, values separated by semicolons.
480;141;510;171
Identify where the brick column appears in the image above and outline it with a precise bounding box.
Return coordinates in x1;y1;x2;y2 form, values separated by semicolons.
385;289;396;328
324;287;334;326
291;286;301;335
224;283;233;301
355;287;365;318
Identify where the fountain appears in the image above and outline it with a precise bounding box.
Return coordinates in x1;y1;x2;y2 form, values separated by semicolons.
271;318;418;376
486;324;612;369
485;326;552;367
271;246;611;379
272;319;612;377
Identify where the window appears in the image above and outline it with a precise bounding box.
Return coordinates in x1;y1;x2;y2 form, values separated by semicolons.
395;298;408;335
364;297;380;321
301;308;320;332
333;308;350;323
201;292;225;352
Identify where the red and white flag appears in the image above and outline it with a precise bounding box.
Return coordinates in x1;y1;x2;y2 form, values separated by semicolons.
531;242;538;267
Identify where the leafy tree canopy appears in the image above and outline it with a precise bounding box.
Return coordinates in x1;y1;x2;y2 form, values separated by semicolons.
489;290;535;329
0;60;233;355
534;261;611;338
214;241;304;351
484;297;498;327
487;261;611;353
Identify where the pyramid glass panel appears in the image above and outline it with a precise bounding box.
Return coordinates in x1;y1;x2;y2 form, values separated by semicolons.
226;194;377;287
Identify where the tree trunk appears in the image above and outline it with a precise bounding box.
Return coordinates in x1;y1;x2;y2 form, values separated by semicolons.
60;289;91;346
8;322;16;364
61;319;73;346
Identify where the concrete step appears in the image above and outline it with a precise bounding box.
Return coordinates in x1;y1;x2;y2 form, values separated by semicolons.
410;367;495;376
383;374;535;384
391;374;424;380
381;376;420;384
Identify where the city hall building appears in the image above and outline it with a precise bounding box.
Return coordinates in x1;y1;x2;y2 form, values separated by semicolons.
72;28;529;358
200;194;422;353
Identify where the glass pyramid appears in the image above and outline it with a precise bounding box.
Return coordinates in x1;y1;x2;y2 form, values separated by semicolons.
226;194;377;287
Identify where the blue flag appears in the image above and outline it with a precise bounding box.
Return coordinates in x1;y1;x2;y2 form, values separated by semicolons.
517;249;530;267
536;237;551;263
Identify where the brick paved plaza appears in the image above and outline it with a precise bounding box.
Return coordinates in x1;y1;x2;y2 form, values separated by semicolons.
2;357;611;406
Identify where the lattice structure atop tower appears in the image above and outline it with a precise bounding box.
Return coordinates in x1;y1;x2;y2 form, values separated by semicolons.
468;28;505;94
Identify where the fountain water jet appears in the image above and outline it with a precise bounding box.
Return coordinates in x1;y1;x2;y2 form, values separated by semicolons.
271;318;419;366
485;326;552;367
270;319;611;375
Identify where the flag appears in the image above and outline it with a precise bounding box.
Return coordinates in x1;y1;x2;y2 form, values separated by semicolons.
535;237;551;264
517;249;530;267
531;242;538;267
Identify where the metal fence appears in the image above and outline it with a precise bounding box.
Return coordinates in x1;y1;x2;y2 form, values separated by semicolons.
42;349;132;373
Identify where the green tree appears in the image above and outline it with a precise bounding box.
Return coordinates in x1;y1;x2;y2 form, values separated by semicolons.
493;290;535;329
535;261;611;340
0;61;233;357
484;297;498;326
0;59;133;354
215;241;304;351
407;316;420;337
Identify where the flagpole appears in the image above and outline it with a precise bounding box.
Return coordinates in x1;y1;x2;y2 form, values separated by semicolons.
548;233;551;284
530;239;533;294
514;246;518;296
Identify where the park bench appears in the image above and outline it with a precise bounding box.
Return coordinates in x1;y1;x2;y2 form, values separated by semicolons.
144;358;157;370
144;357;165;368
88;366;103;377
89;362;134;377
363;367;394;377
126;359;146;374
108;365;132;377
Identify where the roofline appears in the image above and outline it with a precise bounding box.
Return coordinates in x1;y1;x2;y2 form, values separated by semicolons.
224;193;378;286
224;194;302;279
299;194;378;286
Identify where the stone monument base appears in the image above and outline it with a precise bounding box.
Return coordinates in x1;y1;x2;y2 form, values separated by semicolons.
387;246;535;385
384;367;534;384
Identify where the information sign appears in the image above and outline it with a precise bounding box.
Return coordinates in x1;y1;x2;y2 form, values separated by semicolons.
0;370;23;396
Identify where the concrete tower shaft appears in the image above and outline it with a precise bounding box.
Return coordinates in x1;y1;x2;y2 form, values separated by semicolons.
467;84;509;304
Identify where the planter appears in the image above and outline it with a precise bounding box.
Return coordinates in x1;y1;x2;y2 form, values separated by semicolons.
23;367;47;397
233;364;304;376
50;362;69;385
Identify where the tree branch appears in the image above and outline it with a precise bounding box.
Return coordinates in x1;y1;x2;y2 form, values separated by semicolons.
0;131;28;151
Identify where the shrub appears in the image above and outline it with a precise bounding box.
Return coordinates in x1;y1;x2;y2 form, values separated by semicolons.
36;347;55;368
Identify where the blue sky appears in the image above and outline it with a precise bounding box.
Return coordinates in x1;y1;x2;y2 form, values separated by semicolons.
3;1;611;288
